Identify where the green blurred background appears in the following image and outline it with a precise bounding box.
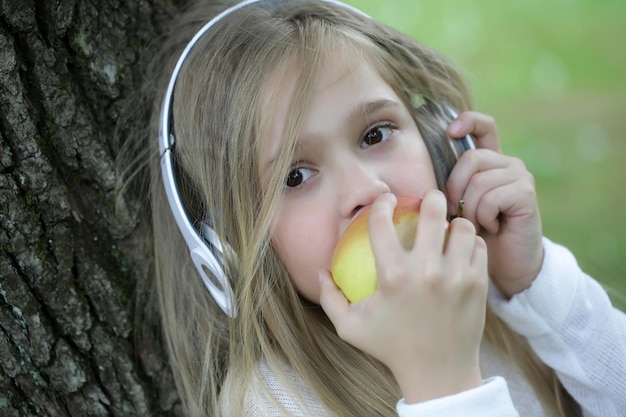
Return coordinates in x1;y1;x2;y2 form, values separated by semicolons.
346;0;626;310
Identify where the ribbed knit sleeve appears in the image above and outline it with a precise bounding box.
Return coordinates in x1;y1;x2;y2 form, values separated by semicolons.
488;237;626;417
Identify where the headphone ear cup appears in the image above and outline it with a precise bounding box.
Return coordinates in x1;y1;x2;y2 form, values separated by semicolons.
415;105;457;190
415;99;476;190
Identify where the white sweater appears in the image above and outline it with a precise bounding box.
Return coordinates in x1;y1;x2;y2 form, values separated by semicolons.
248;238;626;416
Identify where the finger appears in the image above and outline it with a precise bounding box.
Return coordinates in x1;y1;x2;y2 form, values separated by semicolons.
368;193;404;273
474;180;538;235
469;236;489;303
443;217;477;290
470;235;488;275
450;167;521;228
319;269;352;328
447;111;501;152
443;217;476;265
414;190;448;262
446;150;512;215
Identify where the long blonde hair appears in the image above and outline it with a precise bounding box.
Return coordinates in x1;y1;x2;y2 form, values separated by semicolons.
126;1;576;415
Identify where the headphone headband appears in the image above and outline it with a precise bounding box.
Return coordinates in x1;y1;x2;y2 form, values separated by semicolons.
158;0;370;318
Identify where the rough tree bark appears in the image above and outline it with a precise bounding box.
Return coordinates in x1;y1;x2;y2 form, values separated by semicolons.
0;0;187;416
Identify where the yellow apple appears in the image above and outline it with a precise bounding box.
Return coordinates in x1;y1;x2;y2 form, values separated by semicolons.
331;196;421;303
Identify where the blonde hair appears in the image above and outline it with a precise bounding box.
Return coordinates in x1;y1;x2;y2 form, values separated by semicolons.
123;0;576;415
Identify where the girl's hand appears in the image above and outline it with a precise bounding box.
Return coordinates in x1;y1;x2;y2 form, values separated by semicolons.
446;112;544;297
320;191;488;403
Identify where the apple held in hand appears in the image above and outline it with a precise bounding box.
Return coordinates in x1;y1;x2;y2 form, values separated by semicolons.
331;196;421;303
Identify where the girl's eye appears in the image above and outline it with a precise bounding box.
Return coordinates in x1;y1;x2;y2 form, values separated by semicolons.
361;123;396;148
285;166;314;188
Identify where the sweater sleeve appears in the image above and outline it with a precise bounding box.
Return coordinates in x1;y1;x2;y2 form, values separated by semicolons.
396;377;519;417
488;237;626;417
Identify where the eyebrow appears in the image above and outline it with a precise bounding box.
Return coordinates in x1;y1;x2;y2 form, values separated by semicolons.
349;98;399;124
263;98;401;173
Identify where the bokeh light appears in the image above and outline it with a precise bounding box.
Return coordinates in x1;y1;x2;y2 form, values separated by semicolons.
347;0;626;309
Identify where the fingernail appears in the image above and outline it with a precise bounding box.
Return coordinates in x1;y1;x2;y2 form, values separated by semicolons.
448;120;462;135
318;271;324;285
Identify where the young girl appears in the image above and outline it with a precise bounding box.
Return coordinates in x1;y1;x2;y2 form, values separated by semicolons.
126;0;626;415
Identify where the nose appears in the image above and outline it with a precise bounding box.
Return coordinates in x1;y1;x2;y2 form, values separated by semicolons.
336;157;390;219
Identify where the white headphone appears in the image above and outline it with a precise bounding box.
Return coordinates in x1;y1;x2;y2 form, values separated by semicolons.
158;0;369;318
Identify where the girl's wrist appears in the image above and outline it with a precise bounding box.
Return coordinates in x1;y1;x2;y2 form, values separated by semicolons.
495;250;544;299
392;362;483;404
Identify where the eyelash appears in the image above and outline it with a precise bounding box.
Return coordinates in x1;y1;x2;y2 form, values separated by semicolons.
283;121;399;189
361;122;398;149
284;164;315;189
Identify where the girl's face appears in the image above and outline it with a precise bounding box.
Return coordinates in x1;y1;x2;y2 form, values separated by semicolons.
262;53;437;304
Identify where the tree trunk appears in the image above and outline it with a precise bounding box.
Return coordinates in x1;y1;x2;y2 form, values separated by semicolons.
0;0;185;415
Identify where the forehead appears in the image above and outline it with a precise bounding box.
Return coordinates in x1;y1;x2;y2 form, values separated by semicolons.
257;42;388;175
258;24;388;125
256;55;302;180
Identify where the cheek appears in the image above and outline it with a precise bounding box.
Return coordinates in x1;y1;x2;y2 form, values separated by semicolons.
270;204;335;304
391;140;438;196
